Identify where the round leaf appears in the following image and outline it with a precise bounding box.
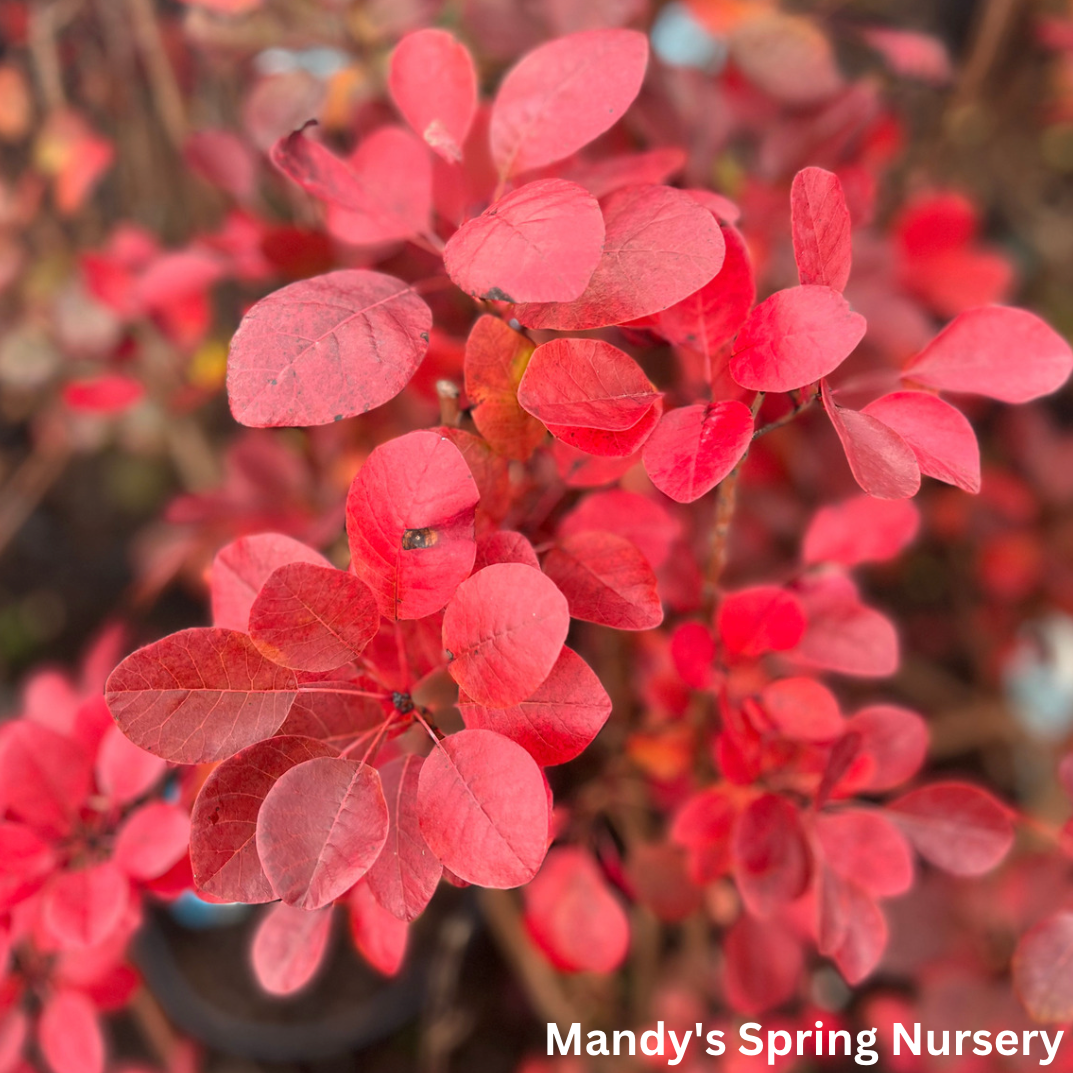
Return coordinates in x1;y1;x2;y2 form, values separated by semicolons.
444;179;604;303
347;430;479;621
417;729;549;887
442;564;569;707
257;756;389;910
249;562;380;672
227;269;432;428
105;628;298;764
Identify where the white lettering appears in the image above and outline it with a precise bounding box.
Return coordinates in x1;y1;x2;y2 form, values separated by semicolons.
548;1023;580;1056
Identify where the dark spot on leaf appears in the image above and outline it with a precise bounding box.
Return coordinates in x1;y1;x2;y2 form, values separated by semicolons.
402;526;439;550
420;332;430;342
269;379;277;386
483;287;515;303
334;414;343;421
445;649;454;662
392;691;414;714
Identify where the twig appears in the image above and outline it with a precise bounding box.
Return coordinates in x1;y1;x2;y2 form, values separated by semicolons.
705;393;765;599
130;986;180;1067
478;888;582;1027
125;0;188;148
0;444;71;562
420;913;476;1073
436;380;462;427
753;388;816;439
705;464;742;597
953;0;1025;108
164;416;221;492
29;0;82;110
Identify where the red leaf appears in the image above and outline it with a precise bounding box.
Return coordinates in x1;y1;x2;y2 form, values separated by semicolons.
670;786;736;884
490;29;649;178
271;125;430;243
0;823;55;910
458;646;611;766
861;390;981;493
95;725;166;806
558;489;681;570
41;863;129;950
190;735;336;903
648;222;755;361
730;286;866;393
790;167;852;292
474;531;541;572
105;627;298;764
114;802;191;881
62;375;144;414
729;12;843;106
793;571;899;678
256;756;389;910
518;337;659;430
761;677;843;742
248;563;379;672
802;495;920;566
347;430;479;621
861;27;952;84
0;722;91;838
366;755;442;922
324;127;433;246
815;809;913;897
38;990;104;1073
348;881;408;976
0;1009;28;1073
464;316;545;461
717;586;806;657
840;705;929;793
887;782;1013;876
184;128;257;200
442;564;569;707
546;398;662;458
670;622;717;691
226;269;432;428
211;533;330;632
903;306;1073;403
515;185;726;330
388;29;477;162
551;441;638;487
251;903;333;996
821;380;921;500
543;531;663;630
523;847;629;973
1013;911;1073;1023
444;180;604;303
642;401;753;504
417;728;549;887
625;841;702;922
278;674;385;748
436;425;511;523
817;868;888;985
723;914;803;1014
564;146;686;199
732;794;811;918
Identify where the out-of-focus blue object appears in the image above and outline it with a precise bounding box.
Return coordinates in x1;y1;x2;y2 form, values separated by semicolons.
1004;613;1073;740
255;47;350;78
169;891;252;930
650;2;727;72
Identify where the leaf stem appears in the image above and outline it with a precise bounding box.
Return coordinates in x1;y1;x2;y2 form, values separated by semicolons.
296;683;392;701
339;715;394;765
394;618;413;689
752;387;817;439
704;392;766;602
